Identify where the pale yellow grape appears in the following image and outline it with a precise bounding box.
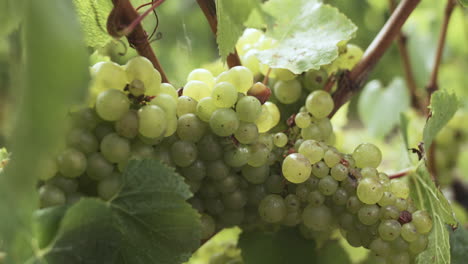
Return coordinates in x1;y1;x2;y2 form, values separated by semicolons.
241;49;260;74
196;97;218;122
158;83;178;100
187;68;215;89
89;62;127;103
255;104;274;133
164;116;178;137
273;68;296;81
183;80;211;101
125;56;161;94
95;89;130;121
137;105;167;138
236;28;263;53
211;82;238;108
390;179;410;199
282;153;312;183
216;66;254;93
265;102;280;128
150;93;177;116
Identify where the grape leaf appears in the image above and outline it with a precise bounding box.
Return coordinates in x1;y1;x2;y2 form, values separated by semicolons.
400;113;410;151
73;0;113;48
35;159;201;264
410;164;457;264
358;78;410;138
423;90;459;150
216;0;258;60
450;227;468;264
316;241;351;264
239;228;316;264
0;0;89;262
257;0;357;74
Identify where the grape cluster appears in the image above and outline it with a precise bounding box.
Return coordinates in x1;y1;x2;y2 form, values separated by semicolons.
36;31;432;262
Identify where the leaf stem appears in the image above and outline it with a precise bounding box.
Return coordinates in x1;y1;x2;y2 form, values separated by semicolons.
109;0;169;82
329;0;421;117
196;0;242;68
389;168;412;179
388;0;425;114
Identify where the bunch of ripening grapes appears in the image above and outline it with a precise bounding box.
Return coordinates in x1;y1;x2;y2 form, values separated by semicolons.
35;29;432;264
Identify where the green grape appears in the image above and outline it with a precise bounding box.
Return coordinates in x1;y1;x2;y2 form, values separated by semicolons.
342;177;357;195
258;194;287;223
222;189;247;209
330;163;348;181
378;220;401;241
209;108;240;137
247;143;270;167
97;172;122;200
204;198;224;215
95;89;130;121
101;133;131;163
305;90;334;119
303;176;319;190
57;148;87;178
346;230;363;247
258;133;274;150
90;61;127;98
242;165;270;184
128;79;145;96
282;153;312;184
307;190;325;207
409;234;428;254
247;184;267;206
346;196;363;214
295;184;310;202
341;44;363;70
311;161;329;179
265;102;280;128
200;214;216;240
273;68;296;81
37;157;58;181
273;132;288;147
197;134;223;161
273;79;302;104
94;122;114;141
187;68;215;88
301;123;323;141
332;188;348;205
401;222;419;242
181;160;206;181
138;105;167;138
255;104;274;133
217;173;240;194
234;122;259;144
48;176;78;194
390;179;410;199
170;140;198;167
39;184;66;208
236;96;262;122
394;198;408;211
282;210;302;227
317;118;333;139
284;194;301;211
206;160;230;181
318;176;338;196
177;113;207;142
378;192;396;207
241;49;260;73
388;251;410;264
183;80;211;101
323;149;341;167
352;143;382;168
150;93;177;116
224;146;251;167
369;238;391;257
265;174;285;194
295;112;311;128
125;56;161;94
200;181;220;198
70;107;99;131
114;110;139;139
357;177;383;204
86;152;114;180
177;96;198;117
339;213;355;231
212;82;238;108
237;28;263;49
154;146;174;166
411;210;433;234
360;167;377;179
131;140;155;159
379;205;400;220
302;69;328;91
358;204;380;225
67;127;99;154
298;139;324;164
196;97;218;122
302;205;332;231
216;66;253;93
159;83;178;100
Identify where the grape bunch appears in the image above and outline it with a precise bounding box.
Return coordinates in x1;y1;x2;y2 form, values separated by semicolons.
35;42;431;262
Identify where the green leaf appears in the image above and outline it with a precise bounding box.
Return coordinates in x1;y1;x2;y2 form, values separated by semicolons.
410;164;457;264
450;227;468;264
0;0;26;38
316;241;351;264
73;0;114;48
358;78;410;138
423;90;459;150
37;159;201;264
257;0;357;74
400;113;410;151
33;207;68;250
239;228;316;264
216;0;258;60
0;0;89;262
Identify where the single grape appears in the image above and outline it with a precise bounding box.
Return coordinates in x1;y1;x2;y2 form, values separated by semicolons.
311;161;329;179
411;210;433;234
357;177;383;204
211;82;238;108
177;113;207;143
332;188;349;206
100;133;131;163
305;90;334;118
37;157;58;181
265;174;285;194
39;184;66;208
318;176;338;196
273;132;288;147
187;68;215;88
358;204;380;225
197;134;223;161
378;220;401;241
97;172;122;200
150;93;177;116
222;189;247;209
128;79;145;96
247;184;267;206
67;127;99;154
125;56;161;93
200;214;216;240
216;174;240;194
273;79;302;104
298;139;325;164
390;179;410;199
138;105;167;138
378;191;396;207
302;205;332;231
301;123;323;141
295;112;311;128
170;140;198;167
114;110;139;139
346;196;363;214
273;68;296;81
216;66;253;93
236;96;262;123
196;97;218;122
330;163;348;181
177;96;198;117
409;234;428;254
159;83;178;100
95;89;130;121
258;194;286;223
57;148;87;178
323;149;341;167
86;152;114;180
247;143;270;167
369;238;391;257
224;146;251;167
302;69;328;91
209;108;240;137
282;153;312;184
379;205;400;220
352;143;382;168
307;190;325;207
401;222;419;242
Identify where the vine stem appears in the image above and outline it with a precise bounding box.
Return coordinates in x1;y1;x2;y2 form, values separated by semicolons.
196;0;242;68
329;0;421;117
109;0;169;82
389;168;412;179
388;0;425;114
